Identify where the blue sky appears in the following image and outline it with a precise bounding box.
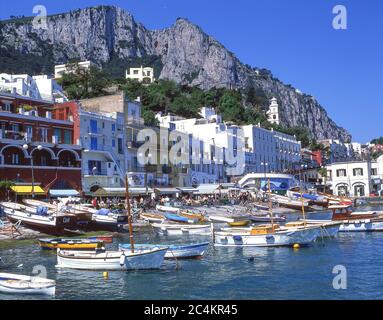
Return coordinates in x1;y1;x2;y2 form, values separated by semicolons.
1;0;382;143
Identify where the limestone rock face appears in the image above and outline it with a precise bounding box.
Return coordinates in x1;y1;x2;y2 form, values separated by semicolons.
0;5;351;141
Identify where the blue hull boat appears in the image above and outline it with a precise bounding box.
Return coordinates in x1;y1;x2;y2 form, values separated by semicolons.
165;213;190;223
119;242;209;259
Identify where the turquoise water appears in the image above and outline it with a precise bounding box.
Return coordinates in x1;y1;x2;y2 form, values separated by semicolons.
1;206;383;300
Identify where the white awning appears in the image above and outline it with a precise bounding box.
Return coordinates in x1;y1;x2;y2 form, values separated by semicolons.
176;187;198;193
49;189;80;197
154;188;179;195
195;184;220;195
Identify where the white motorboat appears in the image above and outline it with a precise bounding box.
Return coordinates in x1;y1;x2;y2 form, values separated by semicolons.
0;273;55;296
91;208;128;232
0;202;78;235
56;247;167;270
326;205;383;232
151;223;211;236
156;205;180;214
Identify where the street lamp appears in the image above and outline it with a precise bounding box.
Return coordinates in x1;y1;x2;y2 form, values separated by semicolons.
300;164;308;192
261;161;268;192
23;144;43;198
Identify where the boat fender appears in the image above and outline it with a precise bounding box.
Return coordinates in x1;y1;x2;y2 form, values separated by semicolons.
120;253;126;266
233;235;242;242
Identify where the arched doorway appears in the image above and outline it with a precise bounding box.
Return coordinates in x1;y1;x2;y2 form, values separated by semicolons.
354;184;366;197
57;149;80;167
336;184;349;197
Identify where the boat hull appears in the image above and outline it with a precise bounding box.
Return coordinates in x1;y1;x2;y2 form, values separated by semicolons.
56;248;167;270
38;238;103;250
214;227;320;247
120;242;209;259
152;223;211;236
0;273;55;296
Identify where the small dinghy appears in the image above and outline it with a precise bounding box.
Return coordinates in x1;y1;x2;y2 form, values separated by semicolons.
56;247;167;270
119;242;209;259
165;213;195;224
0;273;56;296
152;223;211;236
38;238;104;250
227;220;250;227
140;213;165;223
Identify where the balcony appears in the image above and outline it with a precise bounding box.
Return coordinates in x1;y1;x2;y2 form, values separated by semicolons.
127;140;144;149
162;165;172;174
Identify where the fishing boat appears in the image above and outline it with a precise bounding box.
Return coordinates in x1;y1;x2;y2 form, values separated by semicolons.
91;208;128;232
214;178;321;247
0;202;79;236
119;242;209;259
152;223;211;236
0;273;55;296
156;205;180;214
140;212;165;223
56;247;168;270
38;238;104;250
89;235;113;243
254;203;270;211
165;213;195;224
271;194;312;211
179;211;206;222
213;224;321;247
308;205;383;232
208;215;235;223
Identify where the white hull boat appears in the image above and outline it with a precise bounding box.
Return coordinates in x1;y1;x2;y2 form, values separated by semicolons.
208;215;235;223
0;273;55;296
156;205;180;214
56;248;167;270
214;226;321;247
286;220;341;238
119;242;209;259
0;202;77;235
152;223;211;236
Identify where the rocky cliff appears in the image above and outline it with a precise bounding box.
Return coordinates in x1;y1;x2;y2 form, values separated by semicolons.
0;5;351;141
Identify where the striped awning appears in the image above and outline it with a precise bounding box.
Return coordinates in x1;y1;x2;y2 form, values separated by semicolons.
49;189;80;197
10;185;46;195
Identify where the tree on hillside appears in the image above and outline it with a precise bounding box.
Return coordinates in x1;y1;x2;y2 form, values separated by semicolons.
371;137;383;145
218;90;244;123
58;65;110;100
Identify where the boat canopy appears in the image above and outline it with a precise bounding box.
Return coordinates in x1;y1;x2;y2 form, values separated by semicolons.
10;185;46;195
49;189;80;197
93;187;153;197
195;184;220;195
96;208;110;216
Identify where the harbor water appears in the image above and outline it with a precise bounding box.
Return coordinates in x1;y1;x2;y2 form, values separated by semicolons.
1;206;383;300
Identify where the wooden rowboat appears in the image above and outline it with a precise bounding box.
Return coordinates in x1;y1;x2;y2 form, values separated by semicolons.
38;238;104;250
0;273;55;296
227;220;250;227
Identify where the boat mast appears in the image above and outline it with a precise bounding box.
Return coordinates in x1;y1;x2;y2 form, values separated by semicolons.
300;169;307;226
267;178;275;231
125;173;135;253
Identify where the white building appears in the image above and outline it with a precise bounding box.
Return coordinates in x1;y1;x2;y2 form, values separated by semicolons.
242;124;301;174
266;97;280;125
326;160;374;197
78;109;127;194
54;61;94;79
319;139;353;162
126;66;155;84
0;73;67;103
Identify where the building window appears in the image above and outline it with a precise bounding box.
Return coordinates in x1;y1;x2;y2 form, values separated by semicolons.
371;168;378;176
4;103;11;112
133;70;139;75
53;128;62;143
353;168;363;177
39;128;48;143
64;130;72;144
112;124;116;132
112;139;116;148
11;153;19;165
336;169;346;177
